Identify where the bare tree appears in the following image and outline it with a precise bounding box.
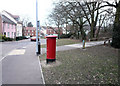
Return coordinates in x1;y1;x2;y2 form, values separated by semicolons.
48;8;63;39
98;0;120;48
20;16;30;27
49;1;87;40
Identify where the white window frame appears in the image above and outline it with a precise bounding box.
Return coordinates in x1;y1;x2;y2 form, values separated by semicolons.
8;32;10;37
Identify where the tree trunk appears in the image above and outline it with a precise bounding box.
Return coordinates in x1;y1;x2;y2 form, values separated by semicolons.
80;27;86;40
111;1;120;49
96;27;100;39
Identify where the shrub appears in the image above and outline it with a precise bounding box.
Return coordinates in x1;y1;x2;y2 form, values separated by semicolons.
16;36;27;41
0;35;14;41
0;35;4;42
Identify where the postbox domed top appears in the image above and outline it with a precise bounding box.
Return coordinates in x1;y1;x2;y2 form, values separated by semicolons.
46;35;57;38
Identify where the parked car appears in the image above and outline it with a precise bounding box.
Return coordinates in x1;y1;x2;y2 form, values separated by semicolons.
25;36;30;39
30;36;39;41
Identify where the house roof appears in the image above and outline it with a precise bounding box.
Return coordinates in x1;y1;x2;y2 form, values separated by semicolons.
4;10;19;19
2;10;20;23
2;15;16;24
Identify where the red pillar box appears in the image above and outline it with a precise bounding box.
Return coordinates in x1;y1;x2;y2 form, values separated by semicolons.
46;35;57;63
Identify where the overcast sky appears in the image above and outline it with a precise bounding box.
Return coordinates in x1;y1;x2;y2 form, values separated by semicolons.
0;0;57;26
0;0;116;27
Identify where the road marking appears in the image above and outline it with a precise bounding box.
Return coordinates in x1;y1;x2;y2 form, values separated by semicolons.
0;54;9;62
8;49;25;56
37;56;45;84
0;47;26;62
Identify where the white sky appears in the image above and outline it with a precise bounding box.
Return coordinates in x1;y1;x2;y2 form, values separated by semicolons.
0;0;57;26
0;0;117;27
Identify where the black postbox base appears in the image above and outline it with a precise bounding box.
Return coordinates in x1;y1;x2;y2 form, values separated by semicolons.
46;59;56;64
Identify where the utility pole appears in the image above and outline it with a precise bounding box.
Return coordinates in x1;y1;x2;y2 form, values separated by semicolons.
36;0;40;55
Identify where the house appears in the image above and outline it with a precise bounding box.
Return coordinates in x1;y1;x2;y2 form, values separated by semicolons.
0;14;2;35
24;27;36;37
1;11;23;37
46;26;63;35
1;14;16;38
40;26;47;36
23;26;63;38
3;11;23;37
62;25;71;34
46;26;56;35
16;21;22;37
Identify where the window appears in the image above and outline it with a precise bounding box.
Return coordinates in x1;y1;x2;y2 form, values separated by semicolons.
28;30;30;32
12;32;13;37
12;25;13;29
8;32;10;37
17;31;19;36
32;30;34;32
8;24;9;29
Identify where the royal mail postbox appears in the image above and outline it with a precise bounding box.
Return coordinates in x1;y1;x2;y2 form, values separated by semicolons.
46;35;57;63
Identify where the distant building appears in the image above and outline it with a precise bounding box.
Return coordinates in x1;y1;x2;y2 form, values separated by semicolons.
62;25;71;34
46;26;63;35
24;27;36;37
40;26;47;36
23;26;63;38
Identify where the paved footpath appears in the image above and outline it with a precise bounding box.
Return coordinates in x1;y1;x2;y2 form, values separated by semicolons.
2;43;45;84
41;41;105;54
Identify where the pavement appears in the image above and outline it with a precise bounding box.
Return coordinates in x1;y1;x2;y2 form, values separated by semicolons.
1;40;104;85
2;41;45;84
41;41;105;54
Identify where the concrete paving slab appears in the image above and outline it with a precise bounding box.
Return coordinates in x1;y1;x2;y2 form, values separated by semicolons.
41;41;104;53
2;43;44;84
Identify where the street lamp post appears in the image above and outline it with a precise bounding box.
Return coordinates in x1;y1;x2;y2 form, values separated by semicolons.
36;0;41;55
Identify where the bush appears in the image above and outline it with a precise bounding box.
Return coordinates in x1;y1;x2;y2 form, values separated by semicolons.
0;35;4;42
0;35;14;41
16;36;27;41
60;34;72;38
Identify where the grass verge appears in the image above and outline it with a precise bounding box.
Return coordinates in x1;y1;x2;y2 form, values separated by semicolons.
41;39;81;48
40;45;118;84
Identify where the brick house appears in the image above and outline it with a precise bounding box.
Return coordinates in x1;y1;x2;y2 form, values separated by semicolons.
24;27;36;37
23;26;63;37
46;26;63;35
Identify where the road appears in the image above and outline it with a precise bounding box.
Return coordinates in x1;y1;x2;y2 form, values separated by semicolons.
1;39;46;84
2;39;46;57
